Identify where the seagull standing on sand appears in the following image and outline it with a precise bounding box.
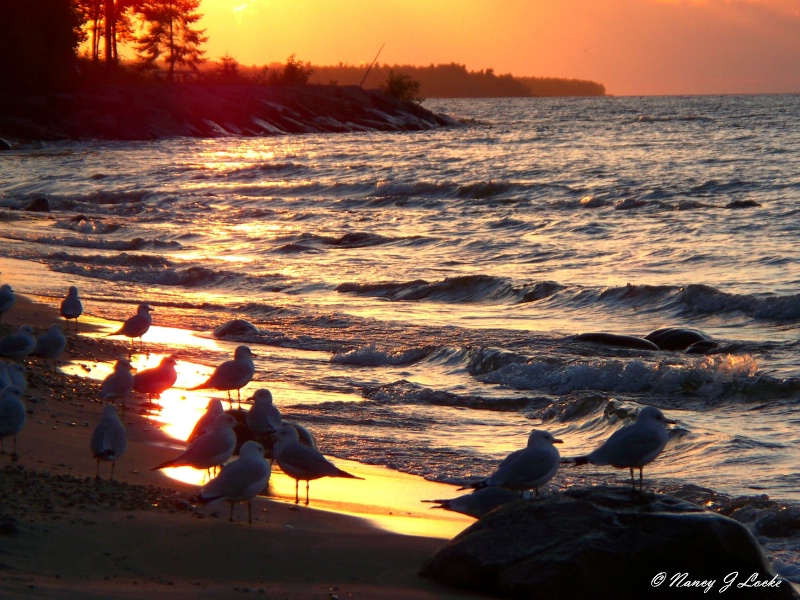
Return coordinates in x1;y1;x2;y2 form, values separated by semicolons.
200;440;271;523
246;388;282;437
152;413;238;475
187;398;225;443
6;362;26;391
60;286;83;330
564;405;676;493
100;358;134;408
0;284;14;323
189;345;255;409
0;385;26;459
32;324;67;370
90;404;127;480
109;303;153;352
462;430;563;497
0;325;37;361
132;355;178;403
272;424;363;506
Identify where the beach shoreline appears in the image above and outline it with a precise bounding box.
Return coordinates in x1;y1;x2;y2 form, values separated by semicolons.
0;289;482;600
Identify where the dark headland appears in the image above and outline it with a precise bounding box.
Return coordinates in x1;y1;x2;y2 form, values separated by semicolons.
0;84;458;142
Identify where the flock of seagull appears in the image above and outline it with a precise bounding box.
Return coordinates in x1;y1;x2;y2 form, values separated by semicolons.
0;282;679;524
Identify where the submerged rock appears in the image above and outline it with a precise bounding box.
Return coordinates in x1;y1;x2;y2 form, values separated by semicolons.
213;319;259;339
420;486;798;599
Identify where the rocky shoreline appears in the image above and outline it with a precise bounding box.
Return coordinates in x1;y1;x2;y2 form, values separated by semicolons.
0;83;458;142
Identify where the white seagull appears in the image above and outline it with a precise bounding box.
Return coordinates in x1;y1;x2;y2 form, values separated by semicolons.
189;345;255;409
0;325;37;361
6;362;26;392
200;440;271;523
108;303;153;352
90;404;128;480
272;424;363;506
100;358;135;408
60;285;83;330
566;405;676;492
0;385;26;459
0;284;15;323
152;413;238;474
463;430;563;497
246;388;282;437
32;324;67;369
132;355;178;403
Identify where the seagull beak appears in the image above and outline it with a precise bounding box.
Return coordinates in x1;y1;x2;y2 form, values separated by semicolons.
553;438;564;444
665;418;678;425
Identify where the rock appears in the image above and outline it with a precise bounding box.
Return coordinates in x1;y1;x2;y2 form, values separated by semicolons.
213;319;259;339
644;327;711;351
574;332;659;351
420;486;798;599
24;197;50;212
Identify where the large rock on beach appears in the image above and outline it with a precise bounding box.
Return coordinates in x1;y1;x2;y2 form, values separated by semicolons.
420;486;798;600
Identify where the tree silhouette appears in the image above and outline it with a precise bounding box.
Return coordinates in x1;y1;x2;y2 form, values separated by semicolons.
134;0;207;82
0;0;83;92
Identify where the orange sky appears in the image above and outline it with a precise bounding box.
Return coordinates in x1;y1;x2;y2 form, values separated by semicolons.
199;0;800;96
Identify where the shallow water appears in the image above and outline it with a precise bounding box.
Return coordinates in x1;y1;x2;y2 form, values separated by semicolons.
2;94;800;577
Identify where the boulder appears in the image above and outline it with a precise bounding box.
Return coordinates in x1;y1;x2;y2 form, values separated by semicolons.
420;486;798;600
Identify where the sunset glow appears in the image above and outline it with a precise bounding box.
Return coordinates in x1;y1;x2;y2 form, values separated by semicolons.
199;0;800;96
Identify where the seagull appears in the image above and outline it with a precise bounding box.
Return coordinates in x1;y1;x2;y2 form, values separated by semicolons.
564;405;676;492
6;362;26;392
461;430;563;497
90;404;127;480
0;284;15;323
423;486;526;519
200;440;271;523
272;424;363;506
60;286;83;330
32;324;67;370
0;385;26;459
0;325;37;361
151;413;237;474
100;358;134;409
0;361;10;389
108;303;153;353
189;345;255;409
187;398;225;443
246;388;282;438
132;355;178;403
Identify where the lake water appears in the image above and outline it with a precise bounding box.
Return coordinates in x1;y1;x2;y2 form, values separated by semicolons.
1;93;799;578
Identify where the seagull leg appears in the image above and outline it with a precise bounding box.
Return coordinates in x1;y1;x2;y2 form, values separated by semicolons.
110;459;116;481
95;458;101;479
629;466;636;491
294;479;300;504
639;467;644;494
305;481;310;506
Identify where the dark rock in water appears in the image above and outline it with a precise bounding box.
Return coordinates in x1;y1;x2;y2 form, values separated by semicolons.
644;327;711;351
213;319;259;339
726;199;761;209
574;332;659;351
24;197;50;212
420;486;798;600
686;339;719;354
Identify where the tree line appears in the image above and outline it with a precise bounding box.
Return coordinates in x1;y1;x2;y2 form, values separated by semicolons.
0;0;208;91
0;1;605;98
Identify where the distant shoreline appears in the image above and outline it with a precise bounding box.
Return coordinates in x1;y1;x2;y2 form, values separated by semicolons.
0;83;459;143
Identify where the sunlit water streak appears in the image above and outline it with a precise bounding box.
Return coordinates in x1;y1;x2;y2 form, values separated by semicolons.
2;94;800;574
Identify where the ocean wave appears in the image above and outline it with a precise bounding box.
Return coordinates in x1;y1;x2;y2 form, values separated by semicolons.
331;343;435;366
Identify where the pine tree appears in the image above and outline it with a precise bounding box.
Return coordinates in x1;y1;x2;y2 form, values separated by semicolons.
134;0;207;81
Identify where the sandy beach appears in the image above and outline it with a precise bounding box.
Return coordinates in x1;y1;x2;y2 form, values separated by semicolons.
0;288;484;600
